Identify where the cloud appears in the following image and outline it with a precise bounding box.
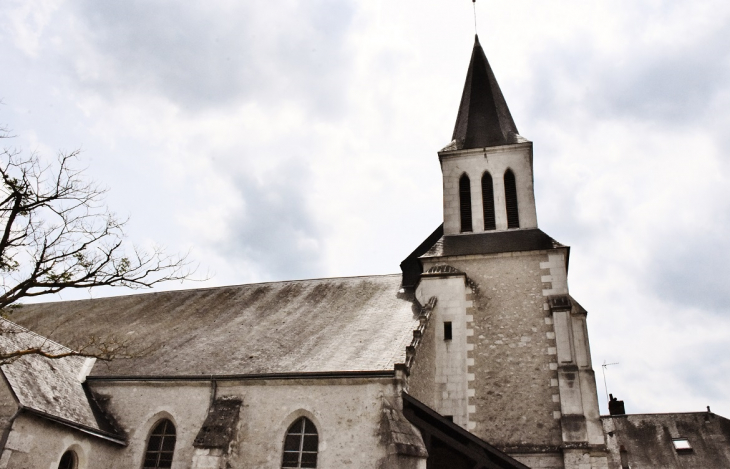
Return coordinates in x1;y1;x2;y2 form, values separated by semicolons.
221;158;323;281
647;214;730;313
66;0;355;115
525;12;730;127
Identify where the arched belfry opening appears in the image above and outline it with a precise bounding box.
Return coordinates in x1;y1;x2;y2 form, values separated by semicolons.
504;169;519;228
481;172;496;231
459;174;473;233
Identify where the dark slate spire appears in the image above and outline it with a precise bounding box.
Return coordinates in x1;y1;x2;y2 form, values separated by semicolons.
446;35;523;151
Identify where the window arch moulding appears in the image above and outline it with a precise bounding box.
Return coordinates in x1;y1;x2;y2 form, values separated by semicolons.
143;419;177;469
282;416;319;468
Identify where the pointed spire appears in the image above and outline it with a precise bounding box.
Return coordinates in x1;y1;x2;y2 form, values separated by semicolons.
447;35;523;151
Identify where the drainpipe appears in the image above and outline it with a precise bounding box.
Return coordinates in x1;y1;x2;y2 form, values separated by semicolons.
209;376;218;409
0;406;22;455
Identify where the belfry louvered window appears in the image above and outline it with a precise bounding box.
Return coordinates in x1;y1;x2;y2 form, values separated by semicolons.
481;172;496;230
282;417;318;468
504;169;520;228
459;174;473;233
143;419;176;468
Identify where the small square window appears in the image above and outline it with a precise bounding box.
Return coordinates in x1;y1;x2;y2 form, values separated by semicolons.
672;438;692;452
444;322;452;341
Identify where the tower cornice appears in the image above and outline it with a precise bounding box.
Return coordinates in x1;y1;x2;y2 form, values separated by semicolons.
438;141;532;161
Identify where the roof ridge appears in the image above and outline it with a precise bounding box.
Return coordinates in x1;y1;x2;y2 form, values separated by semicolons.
15;273;403;307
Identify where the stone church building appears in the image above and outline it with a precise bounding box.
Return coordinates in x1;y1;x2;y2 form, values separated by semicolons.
1;36;729;469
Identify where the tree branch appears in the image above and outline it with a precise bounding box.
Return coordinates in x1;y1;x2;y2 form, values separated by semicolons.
0;132;204;361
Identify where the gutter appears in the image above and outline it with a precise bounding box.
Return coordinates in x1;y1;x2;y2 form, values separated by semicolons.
87;370;396;383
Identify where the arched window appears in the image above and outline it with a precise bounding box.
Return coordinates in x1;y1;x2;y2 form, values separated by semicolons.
143;419;176;469
459;174;473;233
282;417;318;468
481;172;496;231
58;451;77;469
504;169;520;228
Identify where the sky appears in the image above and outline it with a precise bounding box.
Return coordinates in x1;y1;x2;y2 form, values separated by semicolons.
1;0;729;418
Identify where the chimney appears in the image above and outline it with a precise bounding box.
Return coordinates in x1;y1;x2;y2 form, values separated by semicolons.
609;394;626;416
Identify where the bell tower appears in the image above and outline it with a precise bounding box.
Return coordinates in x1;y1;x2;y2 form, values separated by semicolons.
405;36;609;469
440;35;537;236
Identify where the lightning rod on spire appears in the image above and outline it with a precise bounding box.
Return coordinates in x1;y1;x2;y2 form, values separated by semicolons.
472;0;478;35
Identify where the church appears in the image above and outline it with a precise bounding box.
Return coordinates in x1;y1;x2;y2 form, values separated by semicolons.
1;36;729;469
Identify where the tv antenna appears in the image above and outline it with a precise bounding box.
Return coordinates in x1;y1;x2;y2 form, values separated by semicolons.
602;360;619;405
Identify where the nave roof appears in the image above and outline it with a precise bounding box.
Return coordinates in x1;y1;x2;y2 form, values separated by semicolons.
9;274;420;377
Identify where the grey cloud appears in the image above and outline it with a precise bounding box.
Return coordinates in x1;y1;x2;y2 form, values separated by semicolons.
526;26;730;127
593;50;729;124
220;159;323;281
71;1;355;115
676;340;730;402
646;225;730;314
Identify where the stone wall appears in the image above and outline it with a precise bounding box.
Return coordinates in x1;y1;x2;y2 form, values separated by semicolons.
424;251;564;449
0;377;414;468
412;273;471;429
0;412;122;469
419;247;608;469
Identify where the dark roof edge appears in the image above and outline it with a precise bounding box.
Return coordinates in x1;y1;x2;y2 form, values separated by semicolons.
20;406;126;445
402;391;530;469
400;224;444;288
421;228;568;260
87;370;397;382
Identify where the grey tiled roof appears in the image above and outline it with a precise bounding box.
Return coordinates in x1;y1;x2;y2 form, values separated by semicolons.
0;320;123;441
10;274;420;377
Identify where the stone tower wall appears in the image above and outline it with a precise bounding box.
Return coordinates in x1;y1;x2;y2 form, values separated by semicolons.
412;274;471;429
423;251;564;448
417;248;608;469
440;143;538;235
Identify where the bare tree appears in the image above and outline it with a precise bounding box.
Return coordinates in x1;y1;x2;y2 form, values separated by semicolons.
0;129;196;361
